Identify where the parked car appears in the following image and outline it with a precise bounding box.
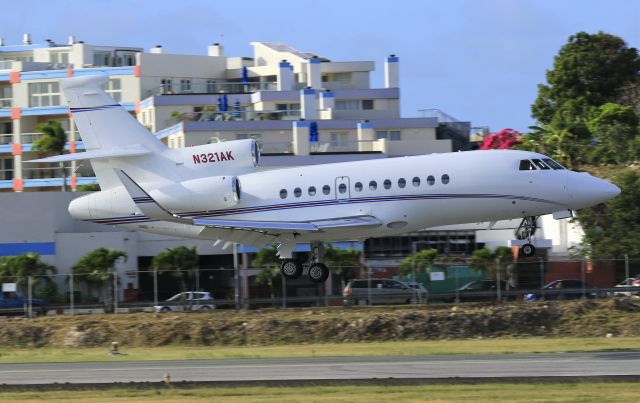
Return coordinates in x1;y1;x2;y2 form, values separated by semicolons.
525;279;594;302
154;291;216;312
613;277;640;297
0;292;46;316
441;280;515;302
343;279;417;306
403;281;429;303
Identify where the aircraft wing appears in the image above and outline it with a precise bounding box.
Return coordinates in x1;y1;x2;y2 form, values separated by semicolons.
193;215;382;234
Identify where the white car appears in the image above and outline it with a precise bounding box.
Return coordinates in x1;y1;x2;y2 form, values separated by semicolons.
614;278;640;297
154;292;216;312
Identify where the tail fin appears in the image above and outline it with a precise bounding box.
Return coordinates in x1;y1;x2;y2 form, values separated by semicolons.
62;75;171;189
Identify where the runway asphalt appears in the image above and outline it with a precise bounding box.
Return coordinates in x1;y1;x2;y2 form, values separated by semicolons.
1;351;639;385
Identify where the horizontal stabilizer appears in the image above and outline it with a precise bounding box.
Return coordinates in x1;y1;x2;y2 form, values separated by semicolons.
26;144;151;163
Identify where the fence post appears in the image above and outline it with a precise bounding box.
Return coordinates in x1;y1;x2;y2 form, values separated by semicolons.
581;259;586;299
539;258;545;301
495;258;502;303
367;266;372;306
69;273;75;315
153;269;158;308
624;254;630;295
281;276;287;308
27;276;33;318
233;244;240;310
454;266;460;303
113;271;118;314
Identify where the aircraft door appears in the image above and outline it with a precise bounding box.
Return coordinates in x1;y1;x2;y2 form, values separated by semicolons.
335;176;350;201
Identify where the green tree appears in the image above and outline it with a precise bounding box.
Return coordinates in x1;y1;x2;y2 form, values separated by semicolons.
0;253;56;296
152;246;199;306
323;246;361;285
574;169;640;259
532;31;640;124
398;248;438;277
587;103;640;164
468;247;514;283
252;246;282;307
32;120;68;191
72;248;127;309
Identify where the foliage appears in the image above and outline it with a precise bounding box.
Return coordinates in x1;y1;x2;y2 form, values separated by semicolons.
72;248;127;305
77;184;101;191
32;120;68;191
587;103;640;164
468;247;514;280
251;246;280;268
323;246;361;281
0;253;56;296
479;128;521;150
532;31;640;124
152;246;199;294
574;169;640;259
398;248;438;276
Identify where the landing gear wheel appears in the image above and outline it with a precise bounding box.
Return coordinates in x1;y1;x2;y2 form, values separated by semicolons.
308;262;329;283
281;259;303;280
520;243;536;257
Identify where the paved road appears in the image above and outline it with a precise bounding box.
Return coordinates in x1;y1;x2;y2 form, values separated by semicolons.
1;352;639;385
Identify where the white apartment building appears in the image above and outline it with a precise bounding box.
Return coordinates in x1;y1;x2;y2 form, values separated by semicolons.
0;36;469;192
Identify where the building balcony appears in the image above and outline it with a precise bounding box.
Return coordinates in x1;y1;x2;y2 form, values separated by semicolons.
146;82;278;98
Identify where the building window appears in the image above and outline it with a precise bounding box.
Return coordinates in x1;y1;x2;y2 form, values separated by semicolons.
206;80;217;93
398;178;406;188
236;133;262;141
427;175;435;186
383;179;392;189
102;78;122;102
376;130;401;141
279;189;288;199
0;86;11;108
0;157;13;180
354;182;363;192
322;185;330;195
28;82;60;107
369;180;377;191
161;79;173;94
330;132;349;148
362;100;374;110
412;177;420;187
120;53;136;66
308;186;316;196
335;100;359;110
441;174;450;184
333;72;351;82
180;79;192;93
50;52;69;64
93;52;111;66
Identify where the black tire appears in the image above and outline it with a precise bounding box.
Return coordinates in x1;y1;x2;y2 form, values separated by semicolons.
200;305;211;311
281;259;303;280
308;262;329;283
520;243;536;257
160;306;171;313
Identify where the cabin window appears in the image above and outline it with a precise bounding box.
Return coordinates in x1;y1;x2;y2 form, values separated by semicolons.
294;187;302;197
383;179;392;189
338;183;347;194
412;177;420;187
532;159;550;170
369;180;377;191
354;182;363;192
442;174;450;184
398;178;406;188
542;158;565;170
322;185;331;195
427;175;435;186
308;186;316;196
279;189;287;199
519;160;536;170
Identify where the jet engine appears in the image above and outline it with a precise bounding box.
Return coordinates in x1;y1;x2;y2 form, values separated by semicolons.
150;175;241;212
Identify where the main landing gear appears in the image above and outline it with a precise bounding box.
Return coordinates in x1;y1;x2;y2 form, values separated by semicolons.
516;216;538;257
280;242;330;283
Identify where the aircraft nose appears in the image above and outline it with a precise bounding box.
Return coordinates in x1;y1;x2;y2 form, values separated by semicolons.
568;172;620;209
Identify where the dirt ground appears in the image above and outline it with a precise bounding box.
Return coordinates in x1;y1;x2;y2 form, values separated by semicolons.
1;298;639;348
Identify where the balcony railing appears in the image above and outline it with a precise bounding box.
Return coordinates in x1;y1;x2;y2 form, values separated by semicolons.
0;133;13;145
0;98;11;108
147;81;278;98
259;141;293;154
168;109;301;126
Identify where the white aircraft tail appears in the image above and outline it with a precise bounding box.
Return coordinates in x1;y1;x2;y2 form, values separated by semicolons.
60;75;174;189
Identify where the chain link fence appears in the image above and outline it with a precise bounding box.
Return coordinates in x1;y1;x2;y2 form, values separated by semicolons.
1;257;639;317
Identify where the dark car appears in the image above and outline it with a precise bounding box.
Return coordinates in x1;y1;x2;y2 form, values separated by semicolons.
442;280;515;302
525;279;593;302
343;279;416;306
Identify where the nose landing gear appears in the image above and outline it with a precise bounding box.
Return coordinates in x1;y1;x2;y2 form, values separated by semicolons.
516;216;538;257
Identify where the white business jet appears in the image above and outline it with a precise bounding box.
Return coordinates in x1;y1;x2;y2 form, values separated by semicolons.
29;76;620;283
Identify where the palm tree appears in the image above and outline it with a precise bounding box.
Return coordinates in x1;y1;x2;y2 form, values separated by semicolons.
0;253;56;296
253;246;281;306
152;246;199;308
32;120;68;191
398;248;438;278
469;246;515;287
72;248;127;311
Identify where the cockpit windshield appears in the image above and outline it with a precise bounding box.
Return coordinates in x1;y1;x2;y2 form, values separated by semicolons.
519;158;565;171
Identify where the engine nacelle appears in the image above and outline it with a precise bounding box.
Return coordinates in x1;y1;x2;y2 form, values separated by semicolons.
151;175;241;212
171;139;260;173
